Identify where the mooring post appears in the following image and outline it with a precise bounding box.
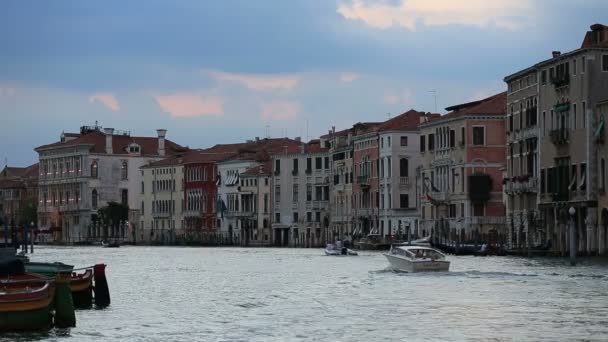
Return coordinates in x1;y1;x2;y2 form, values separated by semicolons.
569;207;577;266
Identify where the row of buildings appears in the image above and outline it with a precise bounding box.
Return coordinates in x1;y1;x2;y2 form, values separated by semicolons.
2;23;607;254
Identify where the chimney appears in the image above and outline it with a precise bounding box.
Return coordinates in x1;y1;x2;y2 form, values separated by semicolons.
104;128;114;154
552;51;561;58
295;136;301;142
157;129;167;156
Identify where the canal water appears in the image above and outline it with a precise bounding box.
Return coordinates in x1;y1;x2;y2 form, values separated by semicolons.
4;246;608;341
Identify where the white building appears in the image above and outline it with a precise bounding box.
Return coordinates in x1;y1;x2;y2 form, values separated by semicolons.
140;155;186;244
35;125;183;243
377;110;425;239
271;140;331;247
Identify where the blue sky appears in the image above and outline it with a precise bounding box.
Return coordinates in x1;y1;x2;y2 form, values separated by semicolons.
1;0;606;166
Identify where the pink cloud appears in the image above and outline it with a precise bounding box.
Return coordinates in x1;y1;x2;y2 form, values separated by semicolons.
340;72;360;83
156;93;224;118
261;101;300;121
89;93;120;112
337;0;533;31
207;70;300;91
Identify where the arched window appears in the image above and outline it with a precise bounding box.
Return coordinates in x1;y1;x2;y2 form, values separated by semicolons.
92;189;98;209
121;161;128;180
400;158;408;177
91;161;98;178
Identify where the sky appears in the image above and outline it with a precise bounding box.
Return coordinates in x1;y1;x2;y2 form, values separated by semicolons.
1;0;607;166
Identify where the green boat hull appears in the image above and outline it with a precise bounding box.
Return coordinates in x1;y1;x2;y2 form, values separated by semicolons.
25;262;74;277
0;306;53;332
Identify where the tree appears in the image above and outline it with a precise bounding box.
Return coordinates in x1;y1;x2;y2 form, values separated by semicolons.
97;202;129;239
18;199;38;227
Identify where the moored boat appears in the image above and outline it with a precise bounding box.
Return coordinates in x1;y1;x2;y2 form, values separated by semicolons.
325;242;358;256
0;269;56;331
25;261;74;277
355;234;391;250
384;245;450;272
101;241;120;248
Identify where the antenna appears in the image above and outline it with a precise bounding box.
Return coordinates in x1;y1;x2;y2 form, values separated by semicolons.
428;90;438;113
265;125;270;138
305;118;309;142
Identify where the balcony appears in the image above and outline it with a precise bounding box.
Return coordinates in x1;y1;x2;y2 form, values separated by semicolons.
513;126;539;142
334;183;345;192
399;177;410;187
152;212;170;218
235;210;254;218
467;216;506;225
312;200;329;210
357;175;370;189
505;176;538;194
550;73;570;88
549;128;569;145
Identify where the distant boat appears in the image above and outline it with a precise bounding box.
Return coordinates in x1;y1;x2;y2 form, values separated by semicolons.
101;241;120;248
0;266;56;331
355;234;391;250
384;245;450;272
325;242;358;256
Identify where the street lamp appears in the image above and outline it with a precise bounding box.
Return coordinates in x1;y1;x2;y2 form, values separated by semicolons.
569;207;576;266
30;221;35;253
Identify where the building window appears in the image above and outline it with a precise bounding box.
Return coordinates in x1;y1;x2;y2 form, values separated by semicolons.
293;212;299;224
306;158;312;172
274;159;280;174
473;127;485;145
388;137;391;147
420;135;426;152
449;130;455;148
121;189;128;206
400;136;408;146
275;185;280;202
315;157;322;170
307;212;312;222
92;189;98;209
428;134;435;151
400;158;408;177
91;161;98;178
275;213;280;223
121;161;128;180
399;194;409;209
292;158;298;174
603;55;608;72
293;184;299;202
324;157;329;169
572;59;577;75
541;70;547;85
306;184;312;201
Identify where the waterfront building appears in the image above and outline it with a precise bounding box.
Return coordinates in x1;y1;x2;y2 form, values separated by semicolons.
377;110;426;239
216;138;301;245
351;122;381;237
504;23;608;254
35;125;183;243
139;154;187;244
0;163;39;240
237;162;272;246
419;92;507;246
271;140;330;247
324;127;355;241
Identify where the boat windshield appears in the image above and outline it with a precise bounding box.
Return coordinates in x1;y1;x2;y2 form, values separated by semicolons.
394;248;444;260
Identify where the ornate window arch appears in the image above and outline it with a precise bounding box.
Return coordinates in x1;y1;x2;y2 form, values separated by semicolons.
91;161;98;178
121;161;128;180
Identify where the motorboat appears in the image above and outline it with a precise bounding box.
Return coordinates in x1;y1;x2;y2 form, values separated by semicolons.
325;242;358;256
355;233;391;250
101;241;120;248
384;245;450;272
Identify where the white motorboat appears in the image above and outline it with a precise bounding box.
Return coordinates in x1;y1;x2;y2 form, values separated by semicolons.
325;242;358;256
384;245;449;272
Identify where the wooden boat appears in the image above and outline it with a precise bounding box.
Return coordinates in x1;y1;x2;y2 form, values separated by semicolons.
0;273;56;331
25;262;74;277
70;269;93;307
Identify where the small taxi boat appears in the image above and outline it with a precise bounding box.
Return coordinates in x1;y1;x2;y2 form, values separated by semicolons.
384;245;450;272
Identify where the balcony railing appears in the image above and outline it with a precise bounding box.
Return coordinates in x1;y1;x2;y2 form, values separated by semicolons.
467;216;506;225
505;176;538;194
357;175;370;187
334;183;345;192
428;191;447;202
550;73;570;88
399;177;410;186
549;128;569;145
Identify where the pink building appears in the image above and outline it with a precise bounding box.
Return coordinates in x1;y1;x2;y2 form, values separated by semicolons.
419;92;507;246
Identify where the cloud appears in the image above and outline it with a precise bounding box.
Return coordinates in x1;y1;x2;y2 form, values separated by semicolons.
337;0;533;31
340;72;360;83
207;70;301;91
156;93;224;118
383;89;414;106
89;93;120;111
261;101;300;121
